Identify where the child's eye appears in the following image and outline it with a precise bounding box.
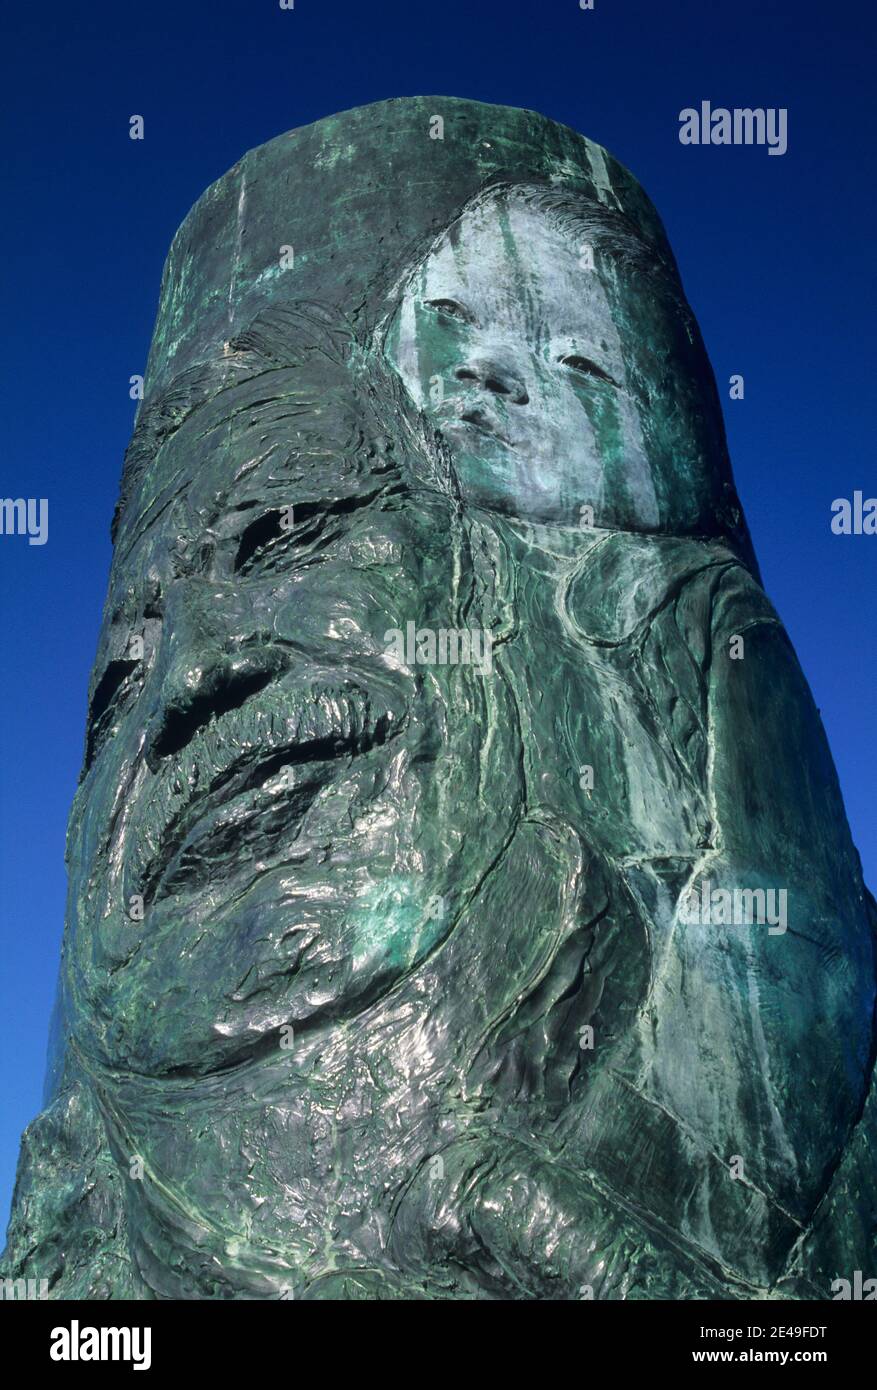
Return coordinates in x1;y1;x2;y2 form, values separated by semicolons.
425;298;474;325
560;354;618;387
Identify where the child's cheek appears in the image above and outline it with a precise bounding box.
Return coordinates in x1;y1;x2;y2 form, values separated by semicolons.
413;304;472;404
556;378;618;467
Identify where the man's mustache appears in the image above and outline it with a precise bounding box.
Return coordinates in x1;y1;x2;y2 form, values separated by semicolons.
112;672;404;911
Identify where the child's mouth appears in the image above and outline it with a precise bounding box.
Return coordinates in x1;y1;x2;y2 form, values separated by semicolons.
447;406;515;450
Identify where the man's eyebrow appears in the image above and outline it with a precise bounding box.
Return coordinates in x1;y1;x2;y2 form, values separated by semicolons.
114;479;189;567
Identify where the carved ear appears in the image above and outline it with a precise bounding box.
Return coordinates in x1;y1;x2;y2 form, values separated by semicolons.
565;532;731;646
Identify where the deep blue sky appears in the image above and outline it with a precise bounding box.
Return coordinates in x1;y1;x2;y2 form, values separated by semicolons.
1;0;874;1231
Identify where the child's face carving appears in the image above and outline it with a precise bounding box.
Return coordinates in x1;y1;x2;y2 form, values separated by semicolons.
386;197;661;525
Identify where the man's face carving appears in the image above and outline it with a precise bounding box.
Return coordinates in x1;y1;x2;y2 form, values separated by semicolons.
69;364;513;1081
386;197;661;526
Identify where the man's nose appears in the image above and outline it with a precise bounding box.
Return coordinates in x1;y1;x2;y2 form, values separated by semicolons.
143;584;287;768
455;354;530;405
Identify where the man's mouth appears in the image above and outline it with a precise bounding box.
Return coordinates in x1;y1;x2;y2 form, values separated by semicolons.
114;673;404;909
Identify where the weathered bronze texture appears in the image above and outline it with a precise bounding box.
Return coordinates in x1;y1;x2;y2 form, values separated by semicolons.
4;98;875;1300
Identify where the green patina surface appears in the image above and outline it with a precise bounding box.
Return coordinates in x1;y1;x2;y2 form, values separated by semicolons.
2;97;876;1301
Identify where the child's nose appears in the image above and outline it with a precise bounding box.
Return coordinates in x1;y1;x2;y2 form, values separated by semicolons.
454;354;530;405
